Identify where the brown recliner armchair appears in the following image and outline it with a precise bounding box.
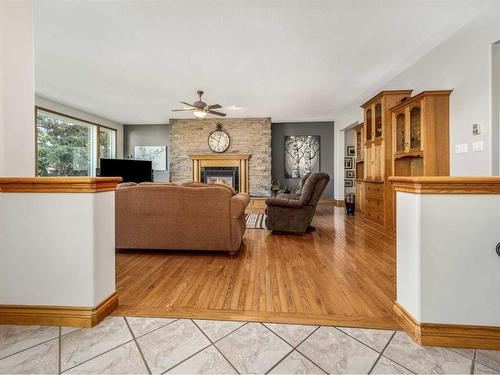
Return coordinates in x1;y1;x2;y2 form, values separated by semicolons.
265;172;330;233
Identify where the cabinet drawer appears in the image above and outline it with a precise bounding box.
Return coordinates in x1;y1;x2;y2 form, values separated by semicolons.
365;197;383;208
365;209;384;224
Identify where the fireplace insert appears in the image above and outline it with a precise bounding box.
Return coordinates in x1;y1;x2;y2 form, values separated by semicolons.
200;166;239;192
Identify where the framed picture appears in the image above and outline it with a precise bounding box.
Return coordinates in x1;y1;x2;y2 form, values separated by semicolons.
284;135;321;178
345;170;355;179
134;146;168;170
344;157;353;169
346;146;355;156
345;179;354;187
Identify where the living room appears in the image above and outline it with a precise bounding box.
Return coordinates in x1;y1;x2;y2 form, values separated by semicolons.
1;0;500;374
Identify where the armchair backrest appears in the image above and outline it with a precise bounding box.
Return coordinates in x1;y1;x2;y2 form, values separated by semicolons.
299;172;330;206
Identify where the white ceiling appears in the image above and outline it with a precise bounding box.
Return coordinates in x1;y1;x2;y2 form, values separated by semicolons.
34;0;490;124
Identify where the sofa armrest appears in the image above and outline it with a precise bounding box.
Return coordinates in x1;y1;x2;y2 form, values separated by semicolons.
265;197;304;208
231;193;250;219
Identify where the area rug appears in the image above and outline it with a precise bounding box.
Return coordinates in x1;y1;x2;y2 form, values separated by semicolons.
245;213;267;229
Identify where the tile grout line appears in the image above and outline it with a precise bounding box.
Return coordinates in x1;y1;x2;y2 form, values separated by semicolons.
471;348;476;375
61;338;136;373
371;333;416;375
0;334;59;362
58;326;62;375
160;344;212;374
264;324;325;374
124;317;152;375
191;319;241;375
367;330;397;374
61;318;136;373
334;326;395;354
160;319;247;374
133;318;179;340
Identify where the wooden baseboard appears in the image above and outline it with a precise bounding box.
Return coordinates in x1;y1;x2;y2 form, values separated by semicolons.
0;292;118;328
393;302;500;350
333;199;345;207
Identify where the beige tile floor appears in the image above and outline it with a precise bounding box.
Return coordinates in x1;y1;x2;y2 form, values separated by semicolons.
0;317;499;374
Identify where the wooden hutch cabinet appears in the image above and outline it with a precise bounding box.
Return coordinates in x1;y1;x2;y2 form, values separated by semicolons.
355;89;451;234
357;90;412;227
391;90;451;177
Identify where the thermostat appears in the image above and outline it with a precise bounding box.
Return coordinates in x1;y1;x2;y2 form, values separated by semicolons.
472;123;481;135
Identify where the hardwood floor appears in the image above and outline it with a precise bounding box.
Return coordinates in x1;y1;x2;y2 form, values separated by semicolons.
113;206;399;329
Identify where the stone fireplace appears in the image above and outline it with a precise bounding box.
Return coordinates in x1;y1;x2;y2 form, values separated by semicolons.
170;118;271;196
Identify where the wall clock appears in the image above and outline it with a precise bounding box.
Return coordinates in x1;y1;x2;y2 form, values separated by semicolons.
208;124;230;153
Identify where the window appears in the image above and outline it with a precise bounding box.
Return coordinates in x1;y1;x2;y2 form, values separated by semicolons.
36;107;117;177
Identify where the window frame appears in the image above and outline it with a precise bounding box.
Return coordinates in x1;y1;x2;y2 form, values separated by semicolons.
35;106;118;176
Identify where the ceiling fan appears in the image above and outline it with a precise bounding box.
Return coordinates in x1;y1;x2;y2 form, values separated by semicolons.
172;90;226;118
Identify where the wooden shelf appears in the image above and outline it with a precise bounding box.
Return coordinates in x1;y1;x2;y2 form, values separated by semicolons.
394;151;423;160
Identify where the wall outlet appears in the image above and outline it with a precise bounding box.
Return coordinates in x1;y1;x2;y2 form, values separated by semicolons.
472;141;484;152
455;143;468;153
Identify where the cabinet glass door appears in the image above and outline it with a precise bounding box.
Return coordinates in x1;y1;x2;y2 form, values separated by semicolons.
366;109;372;140
356;130;363;159
375;103;382;138
396;113;406;152
410;106;421;150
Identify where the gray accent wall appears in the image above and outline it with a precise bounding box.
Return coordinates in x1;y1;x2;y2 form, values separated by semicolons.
123;124;171;182
271;121;334;199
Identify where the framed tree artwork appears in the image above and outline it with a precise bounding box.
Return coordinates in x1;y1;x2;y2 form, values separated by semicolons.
284;135;321;178
345;170;355;179
346;146;355;156
345;179;354;187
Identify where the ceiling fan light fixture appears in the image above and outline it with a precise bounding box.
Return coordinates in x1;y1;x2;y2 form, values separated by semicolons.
193;110;207;118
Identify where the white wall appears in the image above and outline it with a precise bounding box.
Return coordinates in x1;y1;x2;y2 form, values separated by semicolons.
334;4;500;199
492;42;500;175
36;96;124;158
0;192;116;307
0;0;35;177
344;129;356;194
396;191;500;326
123;124;170;182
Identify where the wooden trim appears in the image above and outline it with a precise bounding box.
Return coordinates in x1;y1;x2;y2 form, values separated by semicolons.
0;292;118;328
113;305;399;330
393;302;500;350
0;177;122;193
389;90;453;112
332;199;345;207
360;90;413;108
189;153;251;160
389;176;500;194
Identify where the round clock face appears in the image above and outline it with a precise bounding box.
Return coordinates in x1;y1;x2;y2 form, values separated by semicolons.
208;130;230;153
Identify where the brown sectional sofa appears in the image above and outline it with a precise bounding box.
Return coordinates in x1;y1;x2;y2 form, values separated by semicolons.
115;182;250;255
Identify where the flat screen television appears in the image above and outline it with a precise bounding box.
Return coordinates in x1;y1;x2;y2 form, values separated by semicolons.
100;158;153;183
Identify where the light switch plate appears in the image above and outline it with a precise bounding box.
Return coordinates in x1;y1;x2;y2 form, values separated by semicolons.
472;141;484;152
455;143;468;153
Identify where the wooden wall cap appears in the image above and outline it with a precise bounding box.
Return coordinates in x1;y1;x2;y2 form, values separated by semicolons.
189;153;251;160
389;176;500;194
0;177;122;193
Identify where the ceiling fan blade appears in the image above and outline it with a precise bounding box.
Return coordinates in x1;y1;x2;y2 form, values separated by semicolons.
208;104;222;109
179;101;195;108
208;110;226;117
172;109;194;111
